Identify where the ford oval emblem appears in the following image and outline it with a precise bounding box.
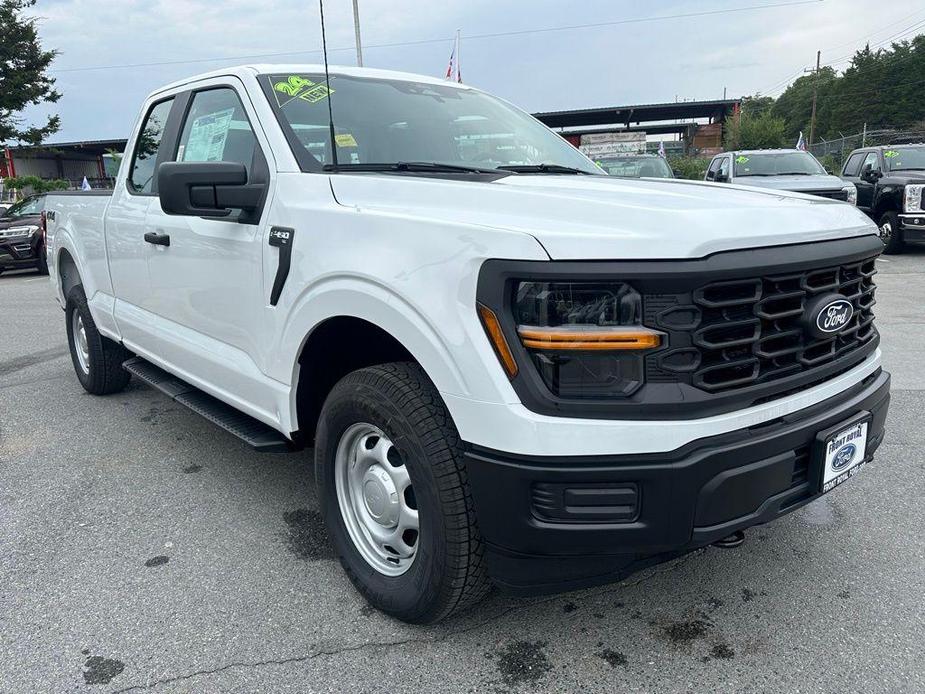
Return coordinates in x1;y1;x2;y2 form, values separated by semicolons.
815;298;854;334
832;443;856;471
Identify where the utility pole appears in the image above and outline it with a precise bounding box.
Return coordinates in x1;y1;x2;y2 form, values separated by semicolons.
805;50;821;146
351;0;363;67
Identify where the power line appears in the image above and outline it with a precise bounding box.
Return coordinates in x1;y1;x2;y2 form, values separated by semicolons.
49;0;822;75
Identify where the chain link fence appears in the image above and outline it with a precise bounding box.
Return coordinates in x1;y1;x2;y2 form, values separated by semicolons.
809;128;925;171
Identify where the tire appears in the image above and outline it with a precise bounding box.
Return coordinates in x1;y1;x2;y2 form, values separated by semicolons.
878;211;905;255
65;285;132;395
315;362;490;623
36;245;48;275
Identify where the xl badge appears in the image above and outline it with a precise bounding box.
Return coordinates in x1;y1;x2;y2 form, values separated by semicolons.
803;294;854;339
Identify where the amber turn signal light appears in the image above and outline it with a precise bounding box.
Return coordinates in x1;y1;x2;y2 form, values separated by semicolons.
477;304;519;378
517;326;661;351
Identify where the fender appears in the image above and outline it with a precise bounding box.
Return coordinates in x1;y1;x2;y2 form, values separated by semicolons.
270;274;516;432
872;177;904;217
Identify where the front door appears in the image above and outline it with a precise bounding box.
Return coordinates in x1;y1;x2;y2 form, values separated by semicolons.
143;80;278;417
855;151;881;213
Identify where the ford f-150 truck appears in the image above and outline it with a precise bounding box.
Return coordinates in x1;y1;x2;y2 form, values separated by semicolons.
46;65;890;624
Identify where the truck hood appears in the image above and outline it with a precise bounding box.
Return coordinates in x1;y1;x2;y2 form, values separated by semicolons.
330;173;876;260
731;173;848;192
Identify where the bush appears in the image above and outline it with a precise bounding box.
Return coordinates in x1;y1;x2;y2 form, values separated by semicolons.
3;175;70;194
724;111;788;151
668;156;711;180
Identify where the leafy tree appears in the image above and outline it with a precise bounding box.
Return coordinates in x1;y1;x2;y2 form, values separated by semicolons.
668;155;711;180
724;99;788;150
0;0;60;144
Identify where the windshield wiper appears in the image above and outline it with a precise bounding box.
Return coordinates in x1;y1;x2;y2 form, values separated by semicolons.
495;163;595;175
323;161;501;175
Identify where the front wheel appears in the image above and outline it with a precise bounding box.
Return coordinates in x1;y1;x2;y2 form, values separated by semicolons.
315;362;490;623
65;285;132;394
878;211;905;254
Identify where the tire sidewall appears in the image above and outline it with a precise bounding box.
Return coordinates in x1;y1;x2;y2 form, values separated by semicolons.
316;379;450;621
65;286;102;391
879;211;903;254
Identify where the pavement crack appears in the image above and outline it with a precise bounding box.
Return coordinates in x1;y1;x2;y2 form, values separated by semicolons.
111;549;706;692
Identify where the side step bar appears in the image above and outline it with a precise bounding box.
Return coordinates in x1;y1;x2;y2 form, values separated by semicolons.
123;357;290;453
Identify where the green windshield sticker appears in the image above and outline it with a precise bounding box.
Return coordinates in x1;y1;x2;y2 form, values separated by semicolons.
273;75;333;106
884;150;900;158
735;155;749;164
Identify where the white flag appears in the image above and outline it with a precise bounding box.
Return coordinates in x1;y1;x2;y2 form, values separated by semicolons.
81;176;92;191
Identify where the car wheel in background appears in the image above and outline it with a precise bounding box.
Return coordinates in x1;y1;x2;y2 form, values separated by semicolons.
65;285;132;395
36;246;49;275
315;362;490;624
878;211;904;255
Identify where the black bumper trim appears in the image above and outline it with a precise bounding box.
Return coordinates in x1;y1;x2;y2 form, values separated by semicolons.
464;368;890;595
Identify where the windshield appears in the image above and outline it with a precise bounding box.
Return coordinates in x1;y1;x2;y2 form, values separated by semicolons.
733;151;826;177
884;147;925;171
2;196;44;218
260;73;601;175
598;156;673;178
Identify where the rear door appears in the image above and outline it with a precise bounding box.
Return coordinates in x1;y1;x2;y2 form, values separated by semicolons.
142;78;278;413
107;96;177;351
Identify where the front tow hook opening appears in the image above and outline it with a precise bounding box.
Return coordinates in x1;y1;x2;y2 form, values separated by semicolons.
712;529;745;549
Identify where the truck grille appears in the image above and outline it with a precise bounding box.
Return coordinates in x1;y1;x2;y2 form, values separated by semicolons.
649;256;878;394
803;189;849;201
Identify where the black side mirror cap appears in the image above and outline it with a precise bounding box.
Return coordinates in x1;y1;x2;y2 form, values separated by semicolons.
158;161;265;220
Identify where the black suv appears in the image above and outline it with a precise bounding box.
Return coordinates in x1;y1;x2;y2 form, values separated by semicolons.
840;144;925;254
0;194;47;275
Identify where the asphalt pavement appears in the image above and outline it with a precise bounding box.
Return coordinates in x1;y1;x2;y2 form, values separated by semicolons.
1;245;923;693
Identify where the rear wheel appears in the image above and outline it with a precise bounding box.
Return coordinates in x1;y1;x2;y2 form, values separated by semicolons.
878;211;905;254
315;362;490;623
65;285;132;394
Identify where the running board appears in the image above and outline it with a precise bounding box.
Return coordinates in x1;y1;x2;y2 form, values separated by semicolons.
123;357;290;453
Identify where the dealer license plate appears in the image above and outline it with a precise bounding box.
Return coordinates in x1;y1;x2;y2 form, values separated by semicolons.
820;420;868;494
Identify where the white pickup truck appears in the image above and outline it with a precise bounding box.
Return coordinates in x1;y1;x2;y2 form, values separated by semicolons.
46;64;890;624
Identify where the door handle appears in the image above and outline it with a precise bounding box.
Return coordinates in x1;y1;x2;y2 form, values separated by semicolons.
144;232;170;247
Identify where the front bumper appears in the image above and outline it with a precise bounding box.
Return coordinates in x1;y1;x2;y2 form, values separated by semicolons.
0;235;41;269
464;368;890;595
899;214;925;241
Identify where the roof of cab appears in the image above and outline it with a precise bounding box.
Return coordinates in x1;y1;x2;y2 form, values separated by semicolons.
151;64;471;96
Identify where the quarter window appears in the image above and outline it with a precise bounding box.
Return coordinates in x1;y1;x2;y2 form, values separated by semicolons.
129;98;174;194
176;88;258;175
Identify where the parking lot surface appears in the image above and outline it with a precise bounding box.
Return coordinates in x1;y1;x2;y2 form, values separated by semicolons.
2;247;924;693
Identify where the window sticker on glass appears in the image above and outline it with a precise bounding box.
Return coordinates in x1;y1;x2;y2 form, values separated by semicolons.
272;75;334;106
182;107;235;162
884;150;899;158
335;133;358;147
735;155;749;164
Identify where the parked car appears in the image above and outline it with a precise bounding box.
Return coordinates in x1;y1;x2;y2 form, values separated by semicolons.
46;65;889;623
596;153;674;178
0;194;48;276
839;144;925;254
705;149;857;203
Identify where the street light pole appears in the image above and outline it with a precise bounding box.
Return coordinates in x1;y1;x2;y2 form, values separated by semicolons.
352;0;363;67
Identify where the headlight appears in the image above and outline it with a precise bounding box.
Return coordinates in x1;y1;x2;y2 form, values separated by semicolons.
905;184;924;213
0;225;39;239
508;281;661;398
842;183;858;206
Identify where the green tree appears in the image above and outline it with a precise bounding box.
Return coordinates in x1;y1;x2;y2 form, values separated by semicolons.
0;0;60;144
724;99;788;150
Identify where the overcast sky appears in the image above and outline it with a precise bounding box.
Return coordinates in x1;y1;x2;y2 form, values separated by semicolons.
23;0;925;142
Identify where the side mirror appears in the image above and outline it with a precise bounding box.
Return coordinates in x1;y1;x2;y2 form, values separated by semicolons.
860;164;880;182
705;170;715;180
158;161;265;220
714;172;729;183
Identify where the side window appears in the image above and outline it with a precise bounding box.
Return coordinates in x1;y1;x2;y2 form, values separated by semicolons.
706;157;721;179
717;156;730;179
862;151;881;173
176;88;258;175
843;152;865;177
129;98;174;194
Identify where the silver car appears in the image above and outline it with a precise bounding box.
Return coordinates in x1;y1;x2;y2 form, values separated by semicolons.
705;148;857;204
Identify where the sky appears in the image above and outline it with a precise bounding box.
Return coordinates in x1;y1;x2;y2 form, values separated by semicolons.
21;0;925;142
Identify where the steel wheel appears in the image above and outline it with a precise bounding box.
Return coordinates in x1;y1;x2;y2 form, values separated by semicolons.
72;310;90;375
879;219;893;246
334;422;419;576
